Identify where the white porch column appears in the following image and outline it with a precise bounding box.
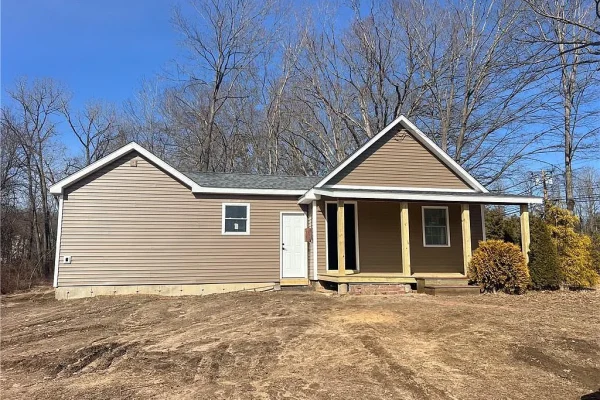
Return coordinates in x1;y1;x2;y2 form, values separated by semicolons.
520;204;530;264
461;204;472;276
400;202;411;276
337;200;346;275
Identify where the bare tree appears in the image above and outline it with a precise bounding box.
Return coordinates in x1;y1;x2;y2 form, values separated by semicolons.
413;0;550;185
122;79;173;160
171;0;282;171
575;167;600;233
2;78;64;278
523;0;600;56
524;0;600;211
61;99;117;167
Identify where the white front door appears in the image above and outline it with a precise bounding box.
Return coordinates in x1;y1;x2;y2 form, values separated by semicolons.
281;213;307;279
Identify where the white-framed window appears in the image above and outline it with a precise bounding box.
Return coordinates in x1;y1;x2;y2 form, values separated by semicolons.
422;206;450;247
222;203;250;235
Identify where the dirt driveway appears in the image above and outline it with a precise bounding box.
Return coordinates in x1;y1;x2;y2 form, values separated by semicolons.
1;288;599;399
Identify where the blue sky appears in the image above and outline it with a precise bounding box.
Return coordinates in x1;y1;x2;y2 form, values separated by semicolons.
2;0;596;176
2;0;181;110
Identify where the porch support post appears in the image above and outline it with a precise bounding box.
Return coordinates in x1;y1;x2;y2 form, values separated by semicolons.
337;200;346;275
520;204;530;264
461;204;472;276
400;202;411;276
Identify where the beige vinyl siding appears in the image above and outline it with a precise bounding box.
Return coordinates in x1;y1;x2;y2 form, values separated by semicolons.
357;201;403;273
469;204;484;251
408;202;464;274
316;200;327;275
328;127;471;189
58;151;306;286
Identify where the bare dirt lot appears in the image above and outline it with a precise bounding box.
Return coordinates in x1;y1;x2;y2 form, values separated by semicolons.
1;288;599;400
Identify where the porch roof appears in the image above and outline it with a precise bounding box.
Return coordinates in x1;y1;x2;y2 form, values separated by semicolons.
299;187;542;205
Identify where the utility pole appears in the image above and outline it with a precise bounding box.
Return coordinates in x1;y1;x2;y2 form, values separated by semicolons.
532;170;554;203
541;170;548;202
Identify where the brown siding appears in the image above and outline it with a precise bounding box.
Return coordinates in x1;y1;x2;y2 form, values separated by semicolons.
357;201;403;273
469;204;484;251
408;202;464;274
328;127;471;189
316;200;327;274
58;151;306;286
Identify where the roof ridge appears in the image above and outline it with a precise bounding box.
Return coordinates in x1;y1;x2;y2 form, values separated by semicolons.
183;171;321;179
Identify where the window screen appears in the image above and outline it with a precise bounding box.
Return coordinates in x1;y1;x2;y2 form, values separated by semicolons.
223;204;249;234
423;207;449;246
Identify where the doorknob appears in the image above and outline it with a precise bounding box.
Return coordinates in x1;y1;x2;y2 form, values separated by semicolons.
282;243;285;250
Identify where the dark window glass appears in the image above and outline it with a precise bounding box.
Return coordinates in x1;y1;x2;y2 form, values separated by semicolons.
423;208;448;246
224;205;249;233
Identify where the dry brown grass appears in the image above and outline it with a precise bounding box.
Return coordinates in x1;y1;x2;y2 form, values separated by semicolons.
1;288;599;399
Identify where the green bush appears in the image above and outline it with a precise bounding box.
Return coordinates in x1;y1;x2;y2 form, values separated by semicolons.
544;205;599;289
528;216;561;290
468;240;530;294
485;207;521;244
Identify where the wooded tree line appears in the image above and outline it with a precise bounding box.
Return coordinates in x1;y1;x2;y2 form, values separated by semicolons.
1;0;599;291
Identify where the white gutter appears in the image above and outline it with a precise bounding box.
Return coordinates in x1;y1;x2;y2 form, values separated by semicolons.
303;188;542;205
193;187;306;196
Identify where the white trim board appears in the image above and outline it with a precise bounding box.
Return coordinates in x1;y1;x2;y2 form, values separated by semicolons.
312;115;489;193
326;184;476;193
50;142;201;195
312;201;318;280
324;201;360;272
194;187;305;196
221;203;251;235
309;189;542;205
53;196;64;288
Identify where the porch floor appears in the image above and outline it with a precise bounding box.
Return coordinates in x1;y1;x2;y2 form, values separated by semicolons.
318;272;416;284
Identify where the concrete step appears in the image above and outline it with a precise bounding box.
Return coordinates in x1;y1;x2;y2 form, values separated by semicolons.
423;285;481;296
420;278;470;286
416;277;471;293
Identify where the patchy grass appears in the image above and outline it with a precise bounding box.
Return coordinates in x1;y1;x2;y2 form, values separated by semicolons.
1;288;599;399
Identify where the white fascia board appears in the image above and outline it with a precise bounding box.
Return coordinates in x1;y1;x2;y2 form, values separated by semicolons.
326;184;476;193
313;189;542;204
312;115;489;193
398;117;489;193
49;142;202;195
298;189;320;204
193;187;306;196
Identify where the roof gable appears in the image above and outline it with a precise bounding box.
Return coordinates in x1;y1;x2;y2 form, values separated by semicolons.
314;116;488;193
50;143;316;196
50;143;201;195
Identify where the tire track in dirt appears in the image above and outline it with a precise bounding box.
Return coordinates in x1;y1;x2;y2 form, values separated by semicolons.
358;334;454;400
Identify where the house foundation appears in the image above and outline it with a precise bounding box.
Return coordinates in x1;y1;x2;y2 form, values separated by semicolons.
55;283;279;300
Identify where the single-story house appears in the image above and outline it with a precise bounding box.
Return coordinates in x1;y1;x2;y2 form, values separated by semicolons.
50;116;542;299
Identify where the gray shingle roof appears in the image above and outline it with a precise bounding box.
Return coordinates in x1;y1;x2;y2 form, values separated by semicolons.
183;172;321;190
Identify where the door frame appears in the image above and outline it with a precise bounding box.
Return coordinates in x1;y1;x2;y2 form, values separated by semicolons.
279;211;308;280
324;200;360;272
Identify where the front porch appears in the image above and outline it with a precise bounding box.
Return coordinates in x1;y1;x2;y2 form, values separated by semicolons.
313;197;534;293
319;272;417;284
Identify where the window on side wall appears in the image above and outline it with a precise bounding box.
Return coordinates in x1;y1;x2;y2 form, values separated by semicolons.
422;206;450;247
222;203;250;235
